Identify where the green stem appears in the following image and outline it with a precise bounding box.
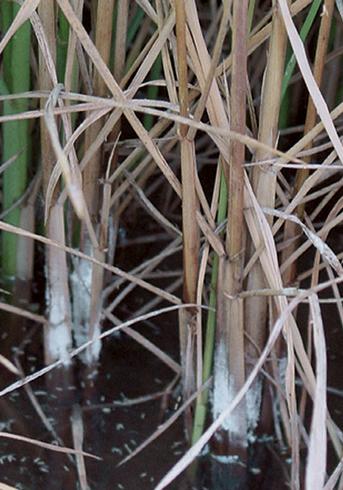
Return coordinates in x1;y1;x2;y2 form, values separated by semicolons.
127;5;144;46
192;171;228;444
280;0;322;129
281;0;322;101
1;1;31;278
57;8;69;83
143;55;162;130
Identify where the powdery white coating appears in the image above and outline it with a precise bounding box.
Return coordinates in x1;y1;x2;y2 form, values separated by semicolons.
84;320;101;364
71;257;102;364
278;356;287;387
246;379;262;443
46;284;71;365
71;259;91;349
213;341;240;436
46;321;71;365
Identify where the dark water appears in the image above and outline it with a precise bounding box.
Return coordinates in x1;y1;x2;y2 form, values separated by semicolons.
1;256;342;489
0;304;188;489
0;305;291;490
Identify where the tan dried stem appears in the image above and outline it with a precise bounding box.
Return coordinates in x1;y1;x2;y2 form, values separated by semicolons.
244;0;288;441
38;0;72;365
175;0;200;432
212;0;248;455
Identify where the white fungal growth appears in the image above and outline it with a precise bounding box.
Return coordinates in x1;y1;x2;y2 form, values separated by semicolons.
213;341;241;436
84;320;101;364
71;256;102;364
246;379;262;442
46;283;72;365
71;258;92;349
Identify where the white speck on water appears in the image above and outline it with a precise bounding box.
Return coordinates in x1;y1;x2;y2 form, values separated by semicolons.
0;419;15;431
0;454;16;464
102;408;111;414
124;443;132;454
171;440;183;449
116;423;124;431
87;371;98;380
111;447;123;455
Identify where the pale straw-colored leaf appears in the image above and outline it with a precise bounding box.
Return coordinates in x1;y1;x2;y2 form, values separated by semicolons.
56;0;181;197
336;0;343;21
305;295;327;490
278;0;343;164
0;301;47;325
71;405;89;490
0;355;20;376
0;0;41;55
264;208;343;275
44;84;86;221
0;483;17;490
